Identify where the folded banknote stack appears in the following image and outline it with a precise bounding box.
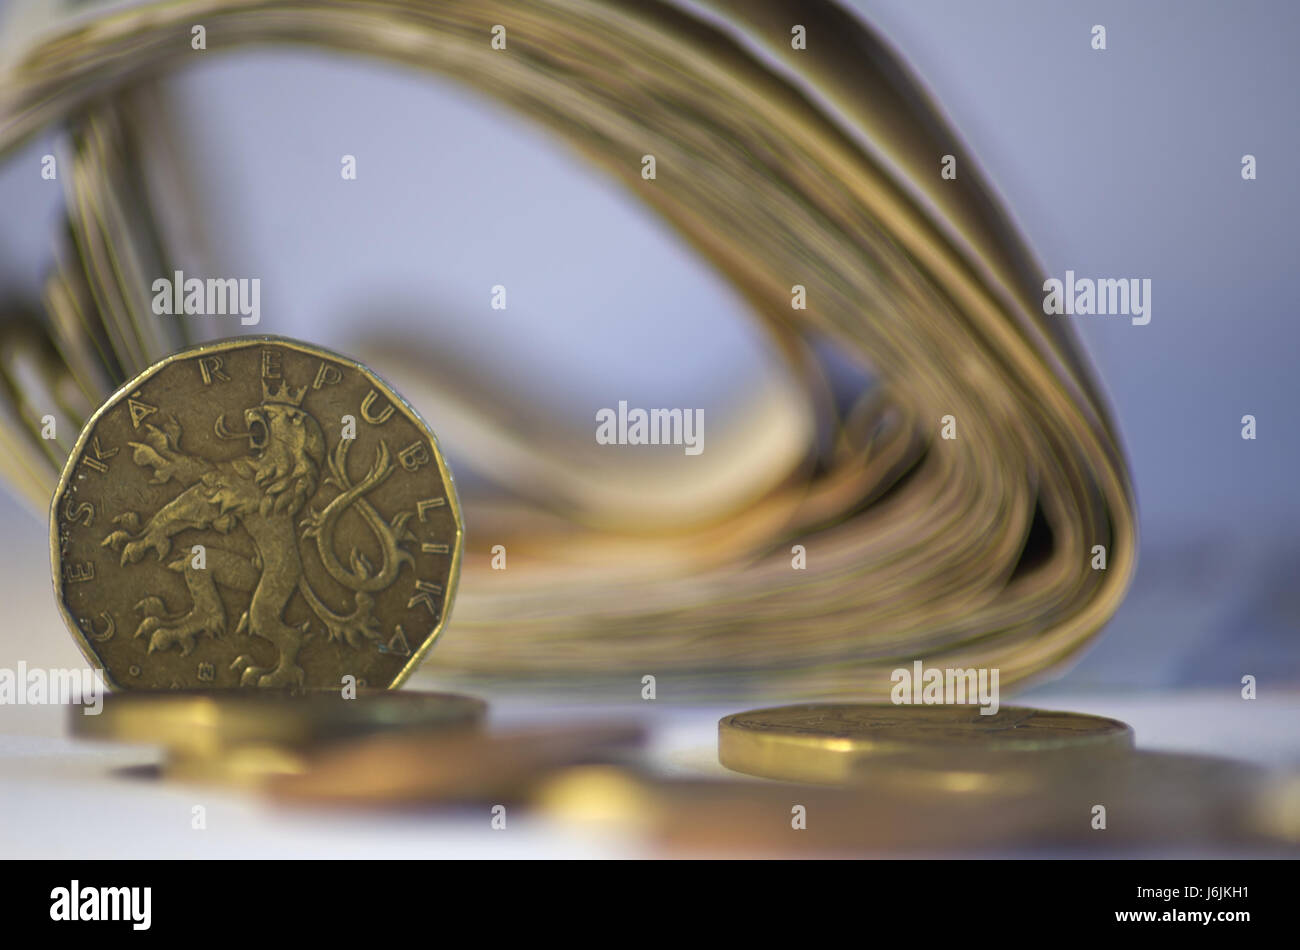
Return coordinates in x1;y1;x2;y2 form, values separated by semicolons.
0;0;1135;697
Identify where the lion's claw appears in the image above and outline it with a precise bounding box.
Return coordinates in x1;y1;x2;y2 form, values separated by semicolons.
257;665;305;688
134;615;161;639
106;532;171;566
134;608;221;656
237;666;268;686
147;627;197;656
101;530;129;551
135;596;166;617
230;652;305;688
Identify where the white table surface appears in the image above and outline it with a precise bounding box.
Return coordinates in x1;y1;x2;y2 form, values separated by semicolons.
3;683;1296;859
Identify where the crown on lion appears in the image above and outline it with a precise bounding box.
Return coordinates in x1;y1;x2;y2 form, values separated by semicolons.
261;378;307;407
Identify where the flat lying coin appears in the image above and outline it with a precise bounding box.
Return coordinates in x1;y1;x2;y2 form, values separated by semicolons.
1245;772;1300;846
163;744;309;787
719;703;1133;784
51;335;463;690
1034;750;1265;849
267;723;645;805
852;750;1267;849
68;689;486;758
536;766;1048;855
542;751;1266;856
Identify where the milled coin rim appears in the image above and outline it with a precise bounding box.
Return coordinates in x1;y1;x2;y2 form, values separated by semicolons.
718;703;1135;785
49;334;465;691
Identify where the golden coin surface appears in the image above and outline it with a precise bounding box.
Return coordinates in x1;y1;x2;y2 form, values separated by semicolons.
51;336;462;690
162;744;310;787
267;723;645;805
1247;773;1300;845
69;688;486;755
719;703;1134;784
544;753;1258;856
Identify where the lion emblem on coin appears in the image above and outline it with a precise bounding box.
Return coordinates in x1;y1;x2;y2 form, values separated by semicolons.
101;378;415;687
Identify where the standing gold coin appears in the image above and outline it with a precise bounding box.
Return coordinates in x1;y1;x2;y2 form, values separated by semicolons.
719;704;1134;784
51;336;463;690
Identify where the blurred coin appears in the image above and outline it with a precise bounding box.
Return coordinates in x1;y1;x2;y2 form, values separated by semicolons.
1242;772;1300;846
162;744;309;788
267;723;645;805
719;703;1134;783
1057;750;1265;848
537;766;1044;855
849;746;1062;797
543;749;1267;856
853;749;1266;848
68;688;485;757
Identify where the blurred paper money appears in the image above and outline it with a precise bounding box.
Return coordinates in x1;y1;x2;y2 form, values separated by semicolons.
0;0;1135;696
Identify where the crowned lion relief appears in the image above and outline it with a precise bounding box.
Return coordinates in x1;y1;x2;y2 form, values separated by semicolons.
100;377;416;687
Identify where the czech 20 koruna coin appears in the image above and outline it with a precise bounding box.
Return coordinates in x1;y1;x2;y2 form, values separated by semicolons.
51;336;463;690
